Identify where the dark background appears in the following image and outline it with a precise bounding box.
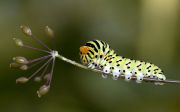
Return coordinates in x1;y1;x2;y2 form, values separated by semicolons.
0;0;180;112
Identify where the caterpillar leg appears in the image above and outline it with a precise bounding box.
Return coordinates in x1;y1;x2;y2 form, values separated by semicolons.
154;74;166;85
103;65;111;74
87;62;95;69
157;74;166;80
112;67;121;80
87;61;99;69
135;72;144;83
124;70;133;81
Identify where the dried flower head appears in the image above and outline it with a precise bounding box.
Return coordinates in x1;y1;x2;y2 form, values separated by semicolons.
11;25;58;97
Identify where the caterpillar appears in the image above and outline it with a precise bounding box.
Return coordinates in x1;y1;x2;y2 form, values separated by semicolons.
79;40;166;84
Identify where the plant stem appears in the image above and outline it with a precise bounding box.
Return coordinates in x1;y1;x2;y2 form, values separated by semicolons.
56;54;180;84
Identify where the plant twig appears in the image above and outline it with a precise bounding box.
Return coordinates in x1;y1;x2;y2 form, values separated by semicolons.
56;54;180;84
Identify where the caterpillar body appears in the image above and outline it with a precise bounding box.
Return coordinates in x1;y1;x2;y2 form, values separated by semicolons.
79;40;166;84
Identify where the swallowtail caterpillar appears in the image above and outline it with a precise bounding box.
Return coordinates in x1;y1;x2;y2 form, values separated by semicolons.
79;40;166;84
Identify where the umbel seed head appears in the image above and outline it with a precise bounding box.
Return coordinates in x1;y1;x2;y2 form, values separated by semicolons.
12;25;57;97
13;38;24;47
20;25;32;36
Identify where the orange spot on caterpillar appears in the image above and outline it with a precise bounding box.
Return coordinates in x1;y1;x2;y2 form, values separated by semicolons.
80;46;90;54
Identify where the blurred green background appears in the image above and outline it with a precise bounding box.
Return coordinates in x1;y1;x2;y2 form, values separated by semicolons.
0;0;180;112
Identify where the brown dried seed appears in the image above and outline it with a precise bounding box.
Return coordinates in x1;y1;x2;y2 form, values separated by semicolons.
20;25;32;36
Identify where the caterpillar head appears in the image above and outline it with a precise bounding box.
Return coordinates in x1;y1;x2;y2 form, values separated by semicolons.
79;45;93;65
79;40;108;65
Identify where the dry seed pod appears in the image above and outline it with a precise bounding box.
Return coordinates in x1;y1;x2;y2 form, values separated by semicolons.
13;56;28;64
13;38;24;47
20;25;32;36
16;77;29;84
37;85;50;98
34;77;42;82
43;73;51;80
45;26;54;38
19;65;28;70
10;62;20;68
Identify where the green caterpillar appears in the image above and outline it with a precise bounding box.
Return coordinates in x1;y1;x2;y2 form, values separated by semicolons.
79;40;166;84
